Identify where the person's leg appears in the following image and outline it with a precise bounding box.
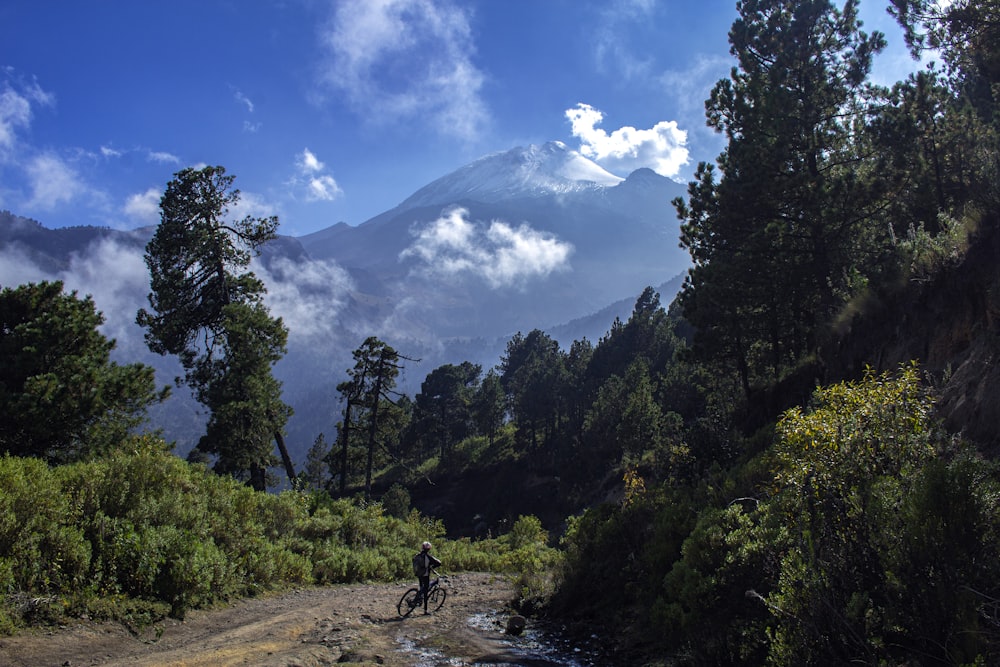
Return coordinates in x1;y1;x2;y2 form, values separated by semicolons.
418;576;429;606
419;576;430;612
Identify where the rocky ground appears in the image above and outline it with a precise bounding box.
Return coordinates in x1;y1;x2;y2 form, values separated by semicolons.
0;572;551;667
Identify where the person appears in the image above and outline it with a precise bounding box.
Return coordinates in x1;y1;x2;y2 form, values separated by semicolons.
412;540;441;613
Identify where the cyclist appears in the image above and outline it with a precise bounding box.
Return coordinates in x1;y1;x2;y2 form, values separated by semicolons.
412;541;442;613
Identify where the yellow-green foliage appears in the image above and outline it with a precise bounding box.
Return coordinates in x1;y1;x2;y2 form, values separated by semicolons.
775;362;934;480
760;366;1000;664
0;437;545;631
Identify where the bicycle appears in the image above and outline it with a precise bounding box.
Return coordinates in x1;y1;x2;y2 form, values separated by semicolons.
397;572;447;616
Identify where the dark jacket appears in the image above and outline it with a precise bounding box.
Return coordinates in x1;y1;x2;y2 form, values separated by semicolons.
413;550;441;577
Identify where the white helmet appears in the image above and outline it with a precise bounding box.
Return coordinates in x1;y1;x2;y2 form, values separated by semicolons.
421;541;432;550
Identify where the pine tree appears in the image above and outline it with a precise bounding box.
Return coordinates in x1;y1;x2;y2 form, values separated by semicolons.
137;166;294;490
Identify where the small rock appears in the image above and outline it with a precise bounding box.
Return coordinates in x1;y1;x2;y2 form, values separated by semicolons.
506;615;527;636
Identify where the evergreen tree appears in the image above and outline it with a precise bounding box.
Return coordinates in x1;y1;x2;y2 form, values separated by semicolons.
137;166;293;490
337;337;407;496
498;329;567;451
472;369;506;447
675;0;889;394
0;281;167;463
890;0;1000;214
301;433;331;491
410;362;481;462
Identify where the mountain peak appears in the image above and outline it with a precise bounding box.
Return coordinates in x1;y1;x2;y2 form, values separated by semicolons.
397;141;624;211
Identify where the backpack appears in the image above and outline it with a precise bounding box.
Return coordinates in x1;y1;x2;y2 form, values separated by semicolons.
412;552;424;577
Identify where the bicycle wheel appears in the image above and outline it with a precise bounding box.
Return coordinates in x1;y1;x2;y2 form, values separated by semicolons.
397;588;420;617
427;586;446;612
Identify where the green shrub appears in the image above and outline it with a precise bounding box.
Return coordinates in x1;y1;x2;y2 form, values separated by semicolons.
506;515;547;550
312;544;352;584
0;456;90;592
0;440;547;632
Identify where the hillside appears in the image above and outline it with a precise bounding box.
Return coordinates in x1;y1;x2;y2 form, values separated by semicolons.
823;218;1000;453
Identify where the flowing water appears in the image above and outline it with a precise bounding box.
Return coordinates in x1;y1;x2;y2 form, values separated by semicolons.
397;611;602;666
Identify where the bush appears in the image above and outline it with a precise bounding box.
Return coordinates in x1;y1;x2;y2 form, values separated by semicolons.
0;456;90;593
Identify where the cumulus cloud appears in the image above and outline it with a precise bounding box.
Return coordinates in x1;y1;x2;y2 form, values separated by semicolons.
298;148;325;173
124;187;162;225
318;0;488;141
565;103;689;178
401;207;572;289
292;148;342;202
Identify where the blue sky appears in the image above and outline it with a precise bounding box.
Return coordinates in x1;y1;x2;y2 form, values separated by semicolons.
1;0;920;237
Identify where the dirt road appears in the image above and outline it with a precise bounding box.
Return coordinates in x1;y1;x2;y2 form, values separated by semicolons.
0;572;533;667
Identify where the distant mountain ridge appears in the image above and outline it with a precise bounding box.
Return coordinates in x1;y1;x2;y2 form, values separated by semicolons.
1;143;692;460
298;142;689;337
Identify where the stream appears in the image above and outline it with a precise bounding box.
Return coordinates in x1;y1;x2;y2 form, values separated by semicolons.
398;611;602;666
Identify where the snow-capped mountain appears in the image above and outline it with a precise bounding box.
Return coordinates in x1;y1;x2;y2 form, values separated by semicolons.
397;141;623;210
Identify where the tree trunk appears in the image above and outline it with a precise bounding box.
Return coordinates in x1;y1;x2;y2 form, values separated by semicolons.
365;381;383;498
274;430;296;485
339;397;353;495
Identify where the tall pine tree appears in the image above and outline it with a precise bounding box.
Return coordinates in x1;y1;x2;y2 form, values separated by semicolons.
137;166;294;490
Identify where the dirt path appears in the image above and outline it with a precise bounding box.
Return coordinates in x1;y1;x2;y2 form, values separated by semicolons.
0;572;525;667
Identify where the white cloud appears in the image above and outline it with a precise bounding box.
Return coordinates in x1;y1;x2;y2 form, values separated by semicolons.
318;0;488;141
0;75;53;159
565;103;689;178
147;151;180;164
100;145;123;158
24;153;87;211
658;54;731;122
0;245;51;287
233;89;255;113
124;187;162;224
1;239;151;351
229;190;279;222
293;148;342;202
593;0;658;81
59;239;150;346
401;207;572;288
307;175;342;202
254;255;355;340
0;89;32;156
298;148;325;173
